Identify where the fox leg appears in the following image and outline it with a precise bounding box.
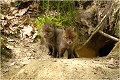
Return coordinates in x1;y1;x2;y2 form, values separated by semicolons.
48;45;53;55
68;49;73;59
52;47;58;58
73;49;78;58
59;48;66;58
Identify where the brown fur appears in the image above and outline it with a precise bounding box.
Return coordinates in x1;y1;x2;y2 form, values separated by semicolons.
40;23;57;57
57;27;79;59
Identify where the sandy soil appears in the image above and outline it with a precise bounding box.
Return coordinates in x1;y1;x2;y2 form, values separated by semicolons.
1;39;119;80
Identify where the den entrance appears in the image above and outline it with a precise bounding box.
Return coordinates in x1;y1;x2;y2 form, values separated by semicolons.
76;32;117;58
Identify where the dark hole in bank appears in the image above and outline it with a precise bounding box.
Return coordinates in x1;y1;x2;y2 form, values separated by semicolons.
72;32;117;58
98;41;116;57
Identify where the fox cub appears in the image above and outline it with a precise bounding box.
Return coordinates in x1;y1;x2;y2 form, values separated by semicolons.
40;23;57;57
57;27;79;59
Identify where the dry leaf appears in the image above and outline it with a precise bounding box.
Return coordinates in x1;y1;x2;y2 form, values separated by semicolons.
12;9;18;15
6;15;15;20
15;8;29;16
20;25;33;39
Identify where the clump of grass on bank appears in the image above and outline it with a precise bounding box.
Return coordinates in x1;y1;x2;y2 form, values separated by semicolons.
36;1;75;36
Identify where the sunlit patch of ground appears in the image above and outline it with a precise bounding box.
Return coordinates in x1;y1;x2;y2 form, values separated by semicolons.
1;39;119;80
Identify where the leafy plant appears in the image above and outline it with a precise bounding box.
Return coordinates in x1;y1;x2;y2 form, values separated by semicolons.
36;1;75;36
36;14;67;29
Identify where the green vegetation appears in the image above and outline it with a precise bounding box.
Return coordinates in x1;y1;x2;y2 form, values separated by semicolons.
36;1;76;34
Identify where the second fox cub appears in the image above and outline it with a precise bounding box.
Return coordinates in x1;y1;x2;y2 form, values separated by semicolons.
57;27;79;59
40;23;57;57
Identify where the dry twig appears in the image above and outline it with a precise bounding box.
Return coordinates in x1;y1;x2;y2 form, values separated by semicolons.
98;30;119;42
80;3;115;48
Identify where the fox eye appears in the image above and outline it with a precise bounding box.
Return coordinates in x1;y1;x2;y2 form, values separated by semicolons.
42;30;45;32
65;36;68;39
71;37;75;38
45;29;51;32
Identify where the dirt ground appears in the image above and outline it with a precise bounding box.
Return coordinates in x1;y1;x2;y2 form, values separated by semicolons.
0;1;119;80
1;38;119;80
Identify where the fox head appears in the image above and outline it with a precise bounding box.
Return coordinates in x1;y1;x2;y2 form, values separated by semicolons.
40;23;55;39
63;27;78;45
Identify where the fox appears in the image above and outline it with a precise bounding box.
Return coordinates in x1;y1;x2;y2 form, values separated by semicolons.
57;27;79;59
40;23;57;58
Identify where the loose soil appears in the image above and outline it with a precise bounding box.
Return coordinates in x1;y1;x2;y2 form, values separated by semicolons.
1;39;119;80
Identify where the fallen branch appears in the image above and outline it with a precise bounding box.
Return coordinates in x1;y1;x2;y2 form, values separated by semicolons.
98;30;119;42
18;16;30;28
80;3;114;48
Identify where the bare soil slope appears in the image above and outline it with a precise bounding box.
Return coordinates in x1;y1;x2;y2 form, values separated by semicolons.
1;39;119;80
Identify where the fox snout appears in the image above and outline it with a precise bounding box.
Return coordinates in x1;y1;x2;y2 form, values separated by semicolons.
44;35;47;38
42;33;47;38
67;41;73;45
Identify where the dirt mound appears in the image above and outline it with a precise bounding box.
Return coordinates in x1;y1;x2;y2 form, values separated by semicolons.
10;59;119;80
1;40;119;80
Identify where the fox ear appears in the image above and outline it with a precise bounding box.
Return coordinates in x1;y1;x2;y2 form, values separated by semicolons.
51;23;55;29
62;27;66;31
73;27;77;32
